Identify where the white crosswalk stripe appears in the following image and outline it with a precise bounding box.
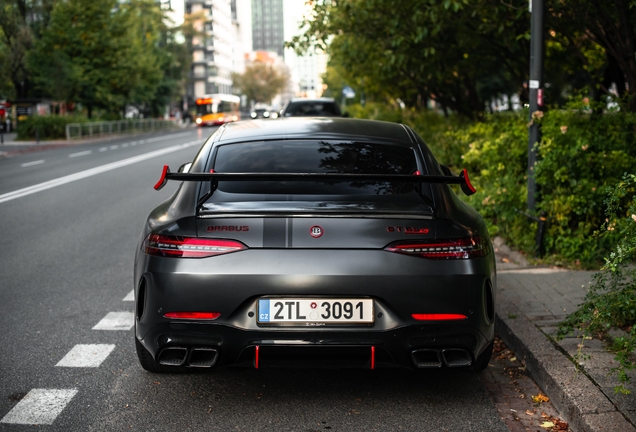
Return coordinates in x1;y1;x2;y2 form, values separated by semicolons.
56;344;116;368
92;312;134;331
0;389;78;425
123;290;134;301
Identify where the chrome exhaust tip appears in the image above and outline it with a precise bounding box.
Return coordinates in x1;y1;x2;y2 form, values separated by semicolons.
411;349;442;368
157;347;188;366
442;349;472;367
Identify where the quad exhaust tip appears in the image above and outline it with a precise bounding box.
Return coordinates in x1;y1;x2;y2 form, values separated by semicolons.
157;347;219;368
189;348;219;368
411;348;473;368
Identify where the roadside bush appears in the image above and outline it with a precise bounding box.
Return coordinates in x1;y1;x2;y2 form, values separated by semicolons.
534;102;636;265
557;173;636;394
349;99;636;267
445;113;536;252
16;115;90;140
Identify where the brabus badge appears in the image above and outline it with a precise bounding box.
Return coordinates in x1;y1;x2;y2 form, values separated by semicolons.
310;226;324;238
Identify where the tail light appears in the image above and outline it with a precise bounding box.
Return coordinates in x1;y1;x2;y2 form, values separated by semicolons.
144;234;247;258
411;313;467;321
164;312;220;320
384;236;490;259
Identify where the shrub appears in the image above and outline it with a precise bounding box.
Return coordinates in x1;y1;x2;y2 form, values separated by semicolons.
444;112;536;252
534;102;636;264
557;173;636;394
16;115;90;140
348;99;636;266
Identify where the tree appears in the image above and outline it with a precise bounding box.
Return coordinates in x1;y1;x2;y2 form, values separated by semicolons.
0;0;55;99
288;0;531;118
232;61;289;106
290;0;636;117
546;0;636;111
28;0;180;118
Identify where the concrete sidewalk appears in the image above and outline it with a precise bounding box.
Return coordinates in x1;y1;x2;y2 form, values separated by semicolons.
494;239;636;431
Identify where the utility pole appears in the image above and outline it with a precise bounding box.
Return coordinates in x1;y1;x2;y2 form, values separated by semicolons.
527;0;544;211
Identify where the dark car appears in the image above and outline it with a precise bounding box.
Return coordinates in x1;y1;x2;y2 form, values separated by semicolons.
250;108;271;119
281;97;344;117
134;117;496;373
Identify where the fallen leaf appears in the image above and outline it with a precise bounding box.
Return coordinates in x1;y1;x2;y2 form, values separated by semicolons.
540;421;555;429
532;393;550;403
502;257;510;263
525;409;536;415
510;356;517;362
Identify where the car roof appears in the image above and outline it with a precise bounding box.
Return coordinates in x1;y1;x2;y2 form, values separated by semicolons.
216;117;414;144
287;97;337;103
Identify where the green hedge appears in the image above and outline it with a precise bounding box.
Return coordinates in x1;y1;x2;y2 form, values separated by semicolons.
16;115;90;140
349;100;636;267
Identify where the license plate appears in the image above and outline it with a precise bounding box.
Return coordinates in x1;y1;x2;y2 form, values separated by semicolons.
257;298;374;325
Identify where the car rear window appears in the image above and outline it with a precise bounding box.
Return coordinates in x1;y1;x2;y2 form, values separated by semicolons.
283;102;341;117
208;140;422;197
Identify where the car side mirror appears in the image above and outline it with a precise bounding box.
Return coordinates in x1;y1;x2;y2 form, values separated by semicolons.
178;162;192;174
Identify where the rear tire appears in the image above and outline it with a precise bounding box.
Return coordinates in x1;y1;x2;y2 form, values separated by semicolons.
471;340;494;372
135;336;190;374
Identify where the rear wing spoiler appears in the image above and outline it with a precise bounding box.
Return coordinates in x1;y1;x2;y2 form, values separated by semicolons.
153;165;476;205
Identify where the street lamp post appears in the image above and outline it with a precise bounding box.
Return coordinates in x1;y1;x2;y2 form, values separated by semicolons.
527;0;544;211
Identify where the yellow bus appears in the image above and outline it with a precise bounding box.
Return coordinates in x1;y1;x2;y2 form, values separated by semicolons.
194;94;241;126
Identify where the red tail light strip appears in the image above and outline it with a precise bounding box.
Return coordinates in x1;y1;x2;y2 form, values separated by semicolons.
144;234;247;258
255;345;260;369
411;313;468;321
385;236;489;259
163;312;221;320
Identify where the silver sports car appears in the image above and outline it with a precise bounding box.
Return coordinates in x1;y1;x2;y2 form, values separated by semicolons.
134;117;496;373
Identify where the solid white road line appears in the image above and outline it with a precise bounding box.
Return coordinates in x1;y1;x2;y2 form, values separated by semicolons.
0;389;78;425
69;150;92;158
123;290;134;301
0;139;202;204
56;344;116;368
92;312;134;331
20;160;45;168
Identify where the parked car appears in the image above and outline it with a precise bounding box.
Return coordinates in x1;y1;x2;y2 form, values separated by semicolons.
281;97;344;117
135;117;495;373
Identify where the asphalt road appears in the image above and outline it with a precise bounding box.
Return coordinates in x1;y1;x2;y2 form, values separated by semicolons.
0;128;508;431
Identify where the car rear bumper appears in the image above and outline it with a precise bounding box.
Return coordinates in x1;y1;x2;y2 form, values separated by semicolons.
136;320;491;369
134;249;496;369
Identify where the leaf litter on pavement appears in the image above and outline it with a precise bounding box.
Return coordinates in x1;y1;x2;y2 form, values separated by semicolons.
481;336;571;431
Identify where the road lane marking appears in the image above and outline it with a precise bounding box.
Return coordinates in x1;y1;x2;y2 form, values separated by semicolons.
69;150;92;158
122;143;129;148
99;147;108;152
110;145;119;150
21;160;45;168
123;290;134;301
0;389;78;425
0;139;202;204
56;344;116;367
93;312;134;331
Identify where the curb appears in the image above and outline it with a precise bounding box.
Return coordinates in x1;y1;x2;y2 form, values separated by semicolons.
496;293;636;432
